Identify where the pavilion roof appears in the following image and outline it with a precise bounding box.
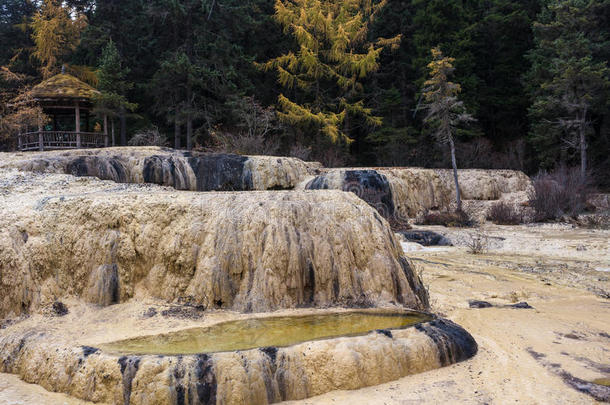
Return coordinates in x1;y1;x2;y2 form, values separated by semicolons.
30;73;100;101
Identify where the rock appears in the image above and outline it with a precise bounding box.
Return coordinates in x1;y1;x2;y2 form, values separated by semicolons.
0;314;476;405
305;169;399;223
0;169;428;316
51;301;68;316
142;307;157;318
507;302;533;309
301;167;533;224
2;147;316;191
399;230;452;246
302;168;450;224
160;305;205;319
468;300;493;309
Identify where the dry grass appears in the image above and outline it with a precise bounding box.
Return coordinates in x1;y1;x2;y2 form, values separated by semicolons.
417;210;473;227
487;202;523;225
529;166;594;221
465;231;489;254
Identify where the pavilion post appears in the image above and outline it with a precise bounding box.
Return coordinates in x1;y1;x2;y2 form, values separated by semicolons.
38;122;44;151
18;133;23;150
75;101;81;148
103;114;109;147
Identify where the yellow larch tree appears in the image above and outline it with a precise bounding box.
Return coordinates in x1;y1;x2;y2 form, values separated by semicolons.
261;0;400;144
30;0;88;79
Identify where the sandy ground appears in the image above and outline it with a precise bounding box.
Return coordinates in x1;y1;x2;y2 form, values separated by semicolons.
0;224;608;404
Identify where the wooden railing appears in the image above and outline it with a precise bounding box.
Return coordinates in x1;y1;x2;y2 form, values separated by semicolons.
18;131;109;151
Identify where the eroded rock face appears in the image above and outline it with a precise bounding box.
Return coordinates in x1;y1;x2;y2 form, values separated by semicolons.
2;147;316;191
0;312;476;405
302;167;533;222
0;169;428;317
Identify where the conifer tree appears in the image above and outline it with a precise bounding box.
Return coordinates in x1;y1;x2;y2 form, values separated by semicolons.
261;0;400;144
30;0;87;78
93;39;136;145
526;0;609;180
421;47;474;212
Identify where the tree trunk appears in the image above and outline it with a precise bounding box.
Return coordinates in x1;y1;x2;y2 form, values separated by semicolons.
120;107;127;146
111;119;116;147
580;127;587;182
186;111;193;150
579;107;587;182
449;137;462;212
185;9;193;150
174;116;181;150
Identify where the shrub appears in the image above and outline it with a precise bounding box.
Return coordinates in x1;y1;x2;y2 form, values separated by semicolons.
529;166;593;221
207;129;280;156
465;231;489;254
578;214;610;230
289;143;312;161
487;202;522;225
205;97;281;156
387;216;412;231
416;210;473;227
128;126;167;146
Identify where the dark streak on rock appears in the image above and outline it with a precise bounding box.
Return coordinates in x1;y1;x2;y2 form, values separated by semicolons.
260;346;278;363
376;329;393;338
258;348;281;404
507;302;533;309
343;170;395;218
306;170;396;221
560;372;610;402
66;156;128;183
118;356;140;405
81;346;99;357
192;354;216;405
52;301;69;316
416;319;478;367
399;257;429;310
527;348;610;402
304;262;315;305
468;300;493;309
275;353;289;402
102;264;120;305
188;153;252;191
63;152;265;192
399;230;452;246
526;347;546;360
170;357;186;405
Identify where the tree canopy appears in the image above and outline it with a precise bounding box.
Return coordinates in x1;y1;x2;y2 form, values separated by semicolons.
0;0;609;187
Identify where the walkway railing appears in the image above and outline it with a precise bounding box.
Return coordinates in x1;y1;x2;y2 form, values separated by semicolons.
18;131;109;151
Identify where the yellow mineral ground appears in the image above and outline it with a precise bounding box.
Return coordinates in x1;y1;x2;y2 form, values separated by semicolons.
2;224;607;404
284;224;610;405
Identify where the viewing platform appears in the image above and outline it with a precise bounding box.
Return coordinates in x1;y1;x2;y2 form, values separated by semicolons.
18;131;109;151
15;73;111;152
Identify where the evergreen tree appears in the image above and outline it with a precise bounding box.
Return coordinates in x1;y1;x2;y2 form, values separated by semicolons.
261;0;400;146
526;0;609;178
93;39;136;145
466;0;541;146
421;47;475;211
150;51;200;149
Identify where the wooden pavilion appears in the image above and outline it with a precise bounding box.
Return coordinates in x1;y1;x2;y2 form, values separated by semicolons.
17;73;109;151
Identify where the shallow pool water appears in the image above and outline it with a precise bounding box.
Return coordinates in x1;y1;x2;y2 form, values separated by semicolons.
100;310;431;355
